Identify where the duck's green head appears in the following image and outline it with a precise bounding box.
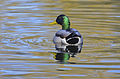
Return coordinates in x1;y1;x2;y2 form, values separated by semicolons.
50;14;70;30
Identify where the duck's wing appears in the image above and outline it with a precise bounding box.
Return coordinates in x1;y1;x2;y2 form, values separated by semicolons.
55;28;82;38
55;29;71;38
65;28;82;39
69;28;82;37
66;28;83;45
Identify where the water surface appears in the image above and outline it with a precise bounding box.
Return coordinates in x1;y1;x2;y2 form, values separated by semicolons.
0;0;120;79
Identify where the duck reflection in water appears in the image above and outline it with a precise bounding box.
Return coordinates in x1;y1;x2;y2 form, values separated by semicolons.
52;44;83;64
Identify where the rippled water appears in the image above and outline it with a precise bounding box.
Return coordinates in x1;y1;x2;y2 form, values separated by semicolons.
0;0;120;79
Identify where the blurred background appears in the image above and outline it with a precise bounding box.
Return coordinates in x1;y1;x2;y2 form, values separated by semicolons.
0;0;120;79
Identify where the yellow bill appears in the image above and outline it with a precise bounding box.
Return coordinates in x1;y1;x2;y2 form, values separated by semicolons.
50;21;57;25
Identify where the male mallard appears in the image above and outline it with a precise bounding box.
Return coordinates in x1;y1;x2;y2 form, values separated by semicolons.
50;14;83;45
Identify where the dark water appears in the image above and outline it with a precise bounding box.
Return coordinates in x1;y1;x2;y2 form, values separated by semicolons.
0;0;120;79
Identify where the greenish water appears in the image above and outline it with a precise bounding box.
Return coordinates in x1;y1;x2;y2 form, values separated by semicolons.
0;0;120;79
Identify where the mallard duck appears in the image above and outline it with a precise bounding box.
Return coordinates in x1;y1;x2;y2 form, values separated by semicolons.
50;14;83;45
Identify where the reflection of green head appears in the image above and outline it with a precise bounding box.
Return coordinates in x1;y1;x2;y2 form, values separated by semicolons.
54;53;70;62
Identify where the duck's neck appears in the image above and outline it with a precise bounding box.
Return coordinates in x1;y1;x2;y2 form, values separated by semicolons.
62;16;70;30
62;24;70;30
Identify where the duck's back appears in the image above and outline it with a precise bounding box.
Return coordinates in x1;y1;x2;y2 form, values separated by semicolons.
53;28;83;45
